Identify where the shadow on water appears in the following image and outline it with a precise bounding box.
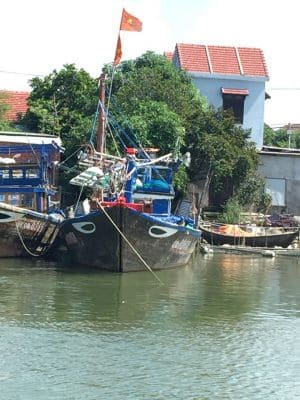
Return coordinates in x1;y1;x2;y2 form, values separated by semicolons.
1;252;300;332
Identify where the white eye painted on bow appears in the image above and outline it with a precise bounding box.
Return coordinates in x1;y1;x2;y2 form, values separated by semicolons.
148;226;177;238
72;222;96;234
0;211;24;223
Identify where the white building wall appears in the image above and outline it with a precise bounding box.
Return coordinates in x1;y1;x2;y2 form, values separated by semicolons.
190;75;266;149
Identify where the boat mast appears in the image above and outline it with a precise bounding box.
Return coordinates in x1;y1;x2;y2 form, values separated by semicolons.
97;72;107;154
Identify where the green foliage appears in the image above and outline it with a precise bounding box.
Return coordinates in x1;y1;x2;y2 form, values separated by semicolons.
0;92;9;120
0;119;13;131
19;52;264;208
103;51;209;193
294;131;300;148
220;198;244;224
173;164;188;195
233;173;272;213
187;107;259;194
263;124;300;148
0;92;10;130
105;52;205;157
17;64;100;206
126;100;185;153
264;126;289;147
220;172;272;223
0;92;20;131
21;64;98;159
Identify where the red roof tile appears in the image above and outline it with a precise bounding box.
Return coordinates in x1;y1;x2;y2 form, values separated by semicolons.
164;51;173;61
0;91;29;121
175;43;269;78
176;44;210;73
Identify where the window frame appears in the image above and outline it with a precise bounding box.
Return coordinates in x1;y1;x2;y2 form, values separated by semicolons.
221;88;249;124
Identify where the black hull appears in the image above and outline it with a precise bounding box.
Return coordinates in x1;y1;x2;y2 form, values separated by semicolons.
200;226;299;248
59;206;201;272
0;206;61;257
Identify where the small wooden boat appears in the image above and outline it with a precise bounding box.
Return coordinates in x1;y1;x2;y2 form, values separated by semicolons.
0;202;63;257
200;223;299;248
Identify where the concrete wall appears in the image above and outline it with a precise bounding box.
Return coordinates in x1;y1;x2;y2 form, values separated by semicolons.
259;152;300;215
191;75;266;148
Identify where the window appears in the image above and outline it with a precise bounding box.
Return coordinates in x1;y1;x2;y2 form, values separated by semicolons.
21;193;36;209
9;194;20;206
12;169;24;179
0;193;35;209
221;88;249;124
25;168;39;178
0;169;10;179
265;178;285;206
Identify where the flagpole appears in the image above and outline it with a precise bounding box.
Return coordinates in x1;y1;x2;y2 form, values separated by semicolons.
106;68;116;114
96;72;107;155
107;8;142;116
107;8;124;115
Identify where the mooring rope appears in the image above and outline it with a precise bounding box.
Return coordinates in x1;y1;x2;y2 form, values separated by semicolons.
97;201;164;285
15;220;43;257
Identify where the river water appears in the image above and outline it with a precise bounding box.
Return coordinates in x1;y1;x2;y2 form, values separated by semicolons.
0;252;299;399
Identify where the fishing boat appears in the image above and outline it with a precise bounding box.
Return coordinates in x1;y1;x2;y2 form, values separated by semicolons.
52;9;201;272
0;132;64;257
200;223;299;248
57;71;201;272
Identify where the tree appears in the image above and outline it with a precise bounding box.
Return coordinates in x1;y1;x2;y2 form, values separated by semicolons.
102;52;208;193
104;51;206;155
107;52;260;206
0;92;12;131
187;107;259;198
20;53;263;209
21;64;99;159
263;124;300;148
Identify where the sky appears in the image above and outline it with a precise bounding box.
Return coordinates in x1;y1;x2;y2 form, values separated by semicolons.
1;0;300;127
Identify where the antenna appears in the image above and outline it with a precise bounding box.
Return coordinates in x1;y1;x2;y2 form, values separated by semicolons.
287;123;292;148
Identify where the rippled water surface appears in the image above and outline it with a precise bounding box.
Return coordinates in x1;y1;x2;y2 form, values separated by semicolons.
0;253;300;399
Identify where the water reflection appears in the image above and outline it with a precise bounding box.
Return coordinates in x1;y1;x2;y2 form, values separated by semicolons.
1;254;300;399
1;253;300;330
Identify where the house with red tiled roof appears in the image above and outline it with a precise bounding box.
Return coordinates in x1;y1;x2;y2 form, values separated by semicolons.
0;91;29;122
168;43;269;148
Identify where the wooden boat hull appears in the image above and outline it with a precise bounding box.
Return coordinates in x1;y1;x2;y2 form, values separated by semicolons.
0;204;61;257
58;206;201;272
200;226;299;248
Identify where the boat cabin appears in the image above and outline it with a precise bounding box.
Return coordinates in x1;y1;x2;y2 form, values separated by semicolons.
0;131;63;212
69;146;176;217
131;165;175;215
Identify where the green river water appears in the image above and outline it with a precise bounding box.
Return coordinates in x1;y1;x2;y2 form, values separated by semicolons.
0;253;299;399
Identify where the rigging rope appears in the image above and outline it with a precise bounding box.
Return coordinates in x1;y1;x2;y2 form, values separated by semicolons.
74;184;85;215
97;201;164;285
89;100;101;145
58;147;82;167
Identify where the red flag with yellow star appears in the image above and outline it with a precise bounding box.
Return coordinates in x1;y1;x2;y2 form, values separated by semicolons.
120;8;142;32
113;33;122;65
